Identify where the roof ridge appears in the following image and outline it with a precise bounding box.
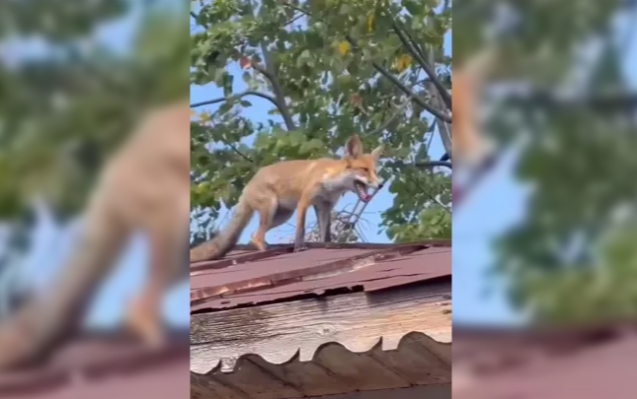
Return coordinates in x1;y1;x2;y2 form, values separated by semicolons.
190;240;451;271
190;244;429;305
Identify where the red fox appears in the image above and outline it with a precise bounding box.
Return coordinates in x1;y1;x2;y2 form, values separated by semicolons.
190;134;383;262
452;47;497;167
0;101;190;369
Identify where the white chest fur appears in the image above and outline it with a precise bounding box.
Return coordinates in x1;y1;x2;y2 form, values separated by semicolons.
315;173;353;204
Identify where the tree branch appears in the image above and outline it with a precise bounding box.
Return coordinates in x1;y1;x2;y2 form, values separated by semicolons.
190;90;280;110
220;142;253;163
391;21;452;110
281;1;451;123
389;160;452;169
433;195;452;213
253;44;297;130
191;93;274;163
191;6;295;130
426;81;453;159
365;100;410;136
371;60;451;123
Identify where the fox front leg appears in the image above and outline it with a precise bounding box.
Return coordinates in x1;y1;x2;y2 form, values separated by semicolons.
314;201;333;243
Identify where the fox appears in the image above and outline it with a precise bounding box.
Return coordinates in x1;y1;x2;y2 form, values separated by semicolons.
190;134;383;262
0;100;190;370
449;46;498;168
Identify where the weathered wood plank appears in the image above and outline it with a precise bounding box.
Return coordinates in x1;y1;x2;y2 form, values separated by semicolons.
368;333;450;385
212;359;304;399
312;342;411;390
243;354;352;397
190;281;451;375
191;372;249;399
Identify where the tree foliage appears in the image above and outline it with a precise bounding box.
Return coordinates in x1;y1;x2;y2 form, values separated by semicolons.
0;1;189;222
190;0;452;243
455;0;637;323
0;1;189;312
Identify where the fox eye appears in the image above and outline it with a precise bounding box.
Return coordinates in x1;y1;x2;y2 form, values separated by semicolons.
361;167;369;173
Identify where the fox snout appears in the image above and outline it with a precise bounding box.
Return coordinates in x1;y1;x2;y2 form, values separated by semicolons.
367;179;382;189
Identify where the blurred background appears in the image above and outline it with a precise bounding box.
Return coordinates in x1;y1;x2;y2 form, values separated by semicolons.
454;0;637;397
0;0;189;384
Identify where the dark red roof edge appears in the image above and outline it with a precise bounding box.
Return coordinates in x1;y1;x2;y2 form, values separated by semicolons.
190;240;452;270
0;328;189;396
190;242;444;304
455;320;637;342
453;322;637;359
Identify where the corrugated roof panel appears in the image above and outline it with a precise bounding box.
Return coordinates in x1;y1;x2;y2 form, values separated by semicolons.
190;248;366;290
0;330;189;397
190;242;451;312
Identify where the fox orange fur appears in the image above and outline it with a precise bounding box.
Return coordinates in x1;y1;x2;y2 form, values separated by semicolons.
452;47;497;167
190;134;383;262
0;101;190;370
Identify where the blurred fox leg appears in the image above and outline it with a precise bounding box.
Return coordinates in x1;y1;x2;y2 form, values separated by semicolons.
0;196;129;369
126;194;189;348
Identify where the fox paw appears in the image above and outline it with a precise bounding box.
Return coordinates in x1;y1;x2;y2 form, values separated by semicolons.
125;298;166;350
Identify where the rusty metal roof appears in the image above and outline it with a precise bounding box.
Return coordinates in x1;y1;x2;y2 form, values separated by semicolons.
453;324;637;399
190;241;451;312
0;329;188;398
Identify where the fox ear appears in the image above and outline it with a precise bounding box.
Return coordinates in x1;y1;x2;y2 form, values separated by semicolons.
345;134;363;158
371;145;384;161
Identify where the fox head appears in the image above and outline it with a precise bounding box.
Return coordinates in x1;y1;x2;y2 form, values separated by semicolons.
339;134;383;203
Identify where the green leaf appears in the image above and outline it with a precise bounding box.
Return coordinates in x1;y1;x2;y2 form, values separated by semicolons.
299;138;324;155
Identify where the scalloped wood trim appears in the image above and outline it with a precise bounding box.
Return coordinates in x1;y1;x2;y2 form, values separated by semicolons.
191;280;451;375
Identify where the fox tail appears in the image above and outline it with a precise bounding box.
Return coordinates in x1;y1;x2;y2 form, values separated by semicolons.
190;199;253;262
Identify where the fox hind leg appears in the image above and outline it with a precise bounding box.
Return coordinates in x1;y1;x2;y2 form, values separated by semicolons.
126;194;189;349
126;227;174;349
251;196;278;251
252;204;294;251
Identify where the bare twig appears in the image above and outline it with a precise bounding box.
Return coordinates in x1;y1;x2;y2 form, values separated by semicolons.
426;80;453;159
365;100;410;136
284;13;304;27
190;90;279;109
370;61;451;123
433;195;452;213
220;142;253;163
348;185;383;228
389;160;452;169
191;94;260;162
